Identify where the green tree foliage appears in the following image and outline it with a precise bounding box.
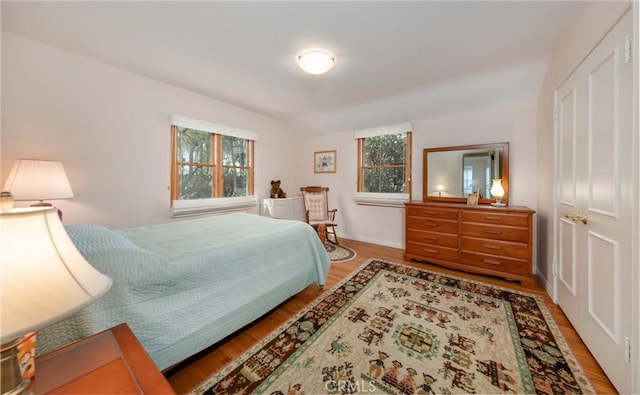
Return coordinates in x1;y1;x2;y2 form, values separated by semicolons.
177;128;213;199
176;129;249;199
363;133;407;193
222;136;248;197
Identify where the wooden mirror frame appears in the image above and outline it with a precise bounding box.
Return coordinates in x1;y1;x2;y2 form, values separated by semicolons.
422;142;509;205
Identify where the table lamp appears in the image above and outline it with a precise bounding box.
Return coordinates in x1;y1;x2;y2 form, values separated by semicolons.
2;160;74;219
435;184;445;197
490;178;506;207
0;198;112;394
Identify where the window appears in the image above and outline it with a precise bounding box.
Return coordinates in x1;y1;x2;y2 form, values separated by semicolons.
355;123;412;207
169;115;257;215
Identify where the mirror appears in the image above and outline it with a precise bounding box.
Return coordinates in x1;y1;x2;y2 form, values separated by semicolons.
423;142;509;205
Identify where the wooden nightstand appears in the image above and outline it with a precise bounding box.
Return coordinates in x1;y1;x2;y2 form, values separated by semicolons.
30;323;175;394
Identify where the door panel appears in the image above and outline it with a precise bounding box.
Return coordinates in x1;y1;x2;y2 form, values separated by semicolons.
558;88;577;206
558;219;577;294
555;9;632;394
558;217;579;325
588;49;618;216
587;231;617;339
556;71;582;328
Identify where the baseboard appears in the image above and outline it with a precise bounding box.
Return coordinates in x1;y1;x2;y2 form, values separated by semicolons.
338;233;403;249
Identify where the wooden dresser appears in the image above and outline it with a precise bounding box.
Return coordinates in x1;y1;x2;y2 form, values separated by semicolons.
405;201;535;288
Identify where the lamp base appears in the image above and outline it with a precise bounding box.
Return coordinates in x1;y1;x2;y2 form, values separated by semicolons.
491;202;506;207
1;339;29;395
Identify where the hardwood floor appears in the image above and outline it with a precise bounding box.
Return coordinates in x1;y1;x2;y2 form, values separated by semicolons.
164;239;618;394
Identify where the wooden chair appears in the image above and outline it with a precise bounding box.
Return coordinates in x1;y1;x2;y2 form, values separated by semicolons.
300;186;339;244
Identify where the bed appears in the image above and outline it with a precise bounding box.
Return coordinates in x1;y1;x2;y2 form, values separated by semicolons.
36;212;330;370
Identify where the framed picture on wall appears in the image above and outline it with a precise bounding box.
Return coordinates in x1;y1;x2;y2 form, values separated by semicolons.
314;150;336;173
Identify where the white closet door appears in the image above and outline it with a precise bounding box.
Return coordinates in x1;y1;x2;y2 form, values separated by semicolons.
555;9;633;394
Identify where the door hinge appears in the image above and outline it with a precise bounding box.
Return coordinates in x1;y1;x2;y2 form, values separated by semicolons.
624;35;631;64
625;337;631;362
553;107;559;121
553;262;558;276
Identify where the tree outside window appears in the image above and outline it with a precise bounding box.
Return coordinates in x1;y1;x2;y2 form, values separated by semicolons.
357;132;412;194
171;126;254;202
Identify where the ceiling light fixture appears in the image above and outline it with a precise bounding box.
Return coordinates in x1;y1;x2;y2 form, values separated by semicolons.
297;49;335;75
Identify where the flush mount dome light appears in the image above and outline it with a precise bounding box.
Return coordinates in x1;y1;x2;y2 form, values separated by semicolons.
297;49;335;75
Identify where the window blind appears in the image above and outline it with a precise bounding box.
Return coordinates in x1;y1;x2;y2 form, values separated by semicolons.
353;122;413;139
170;114;258;141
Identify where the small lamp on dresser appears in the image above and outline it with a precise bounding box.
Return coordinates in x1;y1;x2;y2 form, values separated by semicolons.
0;195;112;395
2;159;74;220
435;184;445;197
490;178;506;207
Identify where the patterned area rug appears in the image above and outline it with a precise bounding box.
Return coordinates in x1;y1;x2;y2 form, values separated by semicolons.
326;243;357;263
193;259;594;395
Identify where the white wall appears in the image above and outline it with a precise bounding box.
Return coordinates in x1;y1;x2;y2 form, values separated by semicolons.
298;102;538;249
1;33;302;228
2;32;538;249
535;1;631;292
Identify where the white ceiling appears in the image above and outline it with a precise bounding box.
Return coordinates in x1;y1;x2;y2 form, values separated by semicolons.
1;1;580;135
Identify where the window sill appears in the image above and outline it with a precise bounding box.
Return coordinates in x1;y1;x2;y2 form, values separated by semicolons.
353;193;409;208
171;196;258;218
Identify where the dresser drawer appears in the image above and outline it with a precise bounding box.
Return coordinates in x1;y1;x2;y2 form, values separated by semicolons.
461;223;529;243
406;241;458;261
459;251;531;276
406;205;459;220
261;198;304;221
407;229;458;248
460;236;528;260
461;210;529;227
407;217;458;233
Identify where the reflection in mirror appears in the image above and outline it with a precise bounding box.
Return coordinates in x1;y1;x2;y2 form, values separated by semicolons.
423;142;509;204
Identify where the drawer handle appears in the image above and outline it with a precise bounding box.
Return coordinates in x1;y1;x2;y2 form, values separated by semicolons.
484;229;502;235
423;236;438;241
424;248;438;254
483;258;501;266
483;244;502;250
424;211;439;216
424;222;438;227
484;215;502;221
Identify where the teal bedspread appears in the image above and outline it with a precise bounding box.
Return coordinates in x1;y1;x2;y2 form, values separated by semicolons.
36;213;330;370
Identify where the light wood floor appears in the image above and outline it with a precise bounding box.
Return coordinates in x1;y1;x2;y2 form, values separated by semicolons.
164;239;617;394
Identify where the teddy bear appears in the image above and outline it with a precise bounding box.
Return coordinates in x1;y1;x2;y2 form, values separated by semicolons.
270;180;287;198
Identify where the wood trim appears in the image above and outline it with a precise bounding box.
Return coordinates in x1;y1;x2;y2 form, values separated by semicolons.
213;134;222;198
406;131;412;196
356;132;411;194
357;139;364;191
423;142;509;205
170;126;178;204
171;129;255;200
248;140;254;196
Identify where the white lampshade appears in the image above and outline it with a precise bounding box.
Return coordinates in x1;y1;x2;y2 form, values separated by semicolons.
490;178;506;206
0;207;112;344
298;49;335;75
2;159;74;201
